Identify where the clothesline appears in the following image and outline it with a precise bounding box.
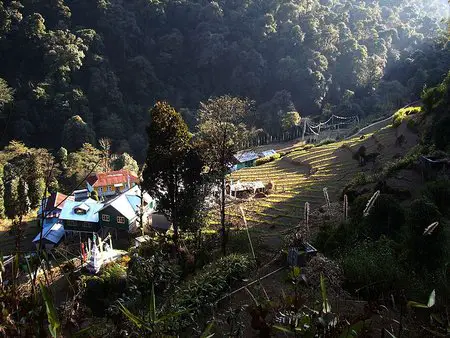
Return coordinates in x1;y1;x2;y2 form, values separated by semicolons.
308;114;358;129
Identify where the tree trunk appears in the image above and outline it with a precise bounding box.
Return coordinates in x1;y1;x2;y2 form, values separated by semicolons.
221;176;227;256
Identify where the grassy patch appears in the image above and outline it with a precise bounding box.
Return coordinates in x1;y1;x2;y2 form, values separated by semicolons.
392;106;422;128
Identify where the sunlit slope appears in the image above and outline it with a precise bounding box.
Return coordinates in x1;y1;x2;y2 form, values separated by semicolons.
224;124;418;229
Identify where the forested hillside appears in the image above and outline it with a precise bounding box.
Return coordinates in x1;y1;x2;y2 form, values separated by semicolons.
0;0;448;160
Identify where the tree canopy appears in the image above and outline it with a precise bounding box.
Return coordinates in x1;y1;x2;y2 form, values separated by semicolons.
0;0;448;157
143;102;204;243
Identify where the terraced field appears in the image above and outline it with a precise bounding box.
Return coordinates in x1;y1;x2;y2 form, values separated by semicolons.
221;123;418;236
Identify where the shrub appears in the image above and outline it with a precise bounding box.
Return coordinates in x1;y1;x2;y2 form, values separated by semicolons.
255;153;281;166
424;178;450;216
406;118;418;131
381;144;423;177
341;238;406;298
167;254;254;329
406;199;446;271
82;262;127;316
127;252;181;294
314;221;361;257
315;138;335;147
348;193;371;221
363;194;405;240
392;106;422;128
352;146;366;162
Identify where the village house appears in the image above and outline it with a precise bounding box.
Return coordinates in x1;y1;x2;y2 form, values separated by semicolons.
231;149;277;171
227;180;266;198
37;192;74;228
73;189;90;201
59;198;104;234
32;223;65;251
232;151;260;170
149;213;172;233
34;183;164;250
86;169;139;199
98;185;156;234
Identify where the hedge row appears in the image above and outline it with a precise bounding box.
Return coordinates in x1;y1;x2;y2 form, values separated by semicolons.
255;153;281;166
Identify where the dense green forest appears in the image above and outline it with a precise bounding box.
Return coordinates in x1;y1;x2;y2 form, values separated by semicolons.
0;0;448;161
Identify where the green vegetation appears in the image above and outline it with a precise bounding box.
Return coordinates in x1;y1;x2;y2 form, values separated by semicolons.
423;71;450;151
0;0;449;336
0;0;447;159
83;262;128;316
254;153;281;166
392;106;422;128
315;138;336;147
143;102;204;244
197;96;252;255
167;254;254;330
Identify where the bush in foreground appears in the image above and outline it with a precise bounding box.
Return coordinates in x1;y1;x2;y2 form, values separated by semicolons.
341;238;406;299
83;262;127;316
166;253;254;330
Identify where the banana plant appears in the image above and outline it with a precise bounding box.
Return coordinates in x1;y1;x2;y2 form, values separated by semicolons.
39;281;60;338
117;282;191;335
406;290;449;336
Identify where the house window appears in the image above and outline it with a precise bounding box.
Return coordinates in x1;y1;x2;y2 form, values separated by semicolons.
98;187;103;193
107;186;112;192
117;216;125;224
102;214;110;222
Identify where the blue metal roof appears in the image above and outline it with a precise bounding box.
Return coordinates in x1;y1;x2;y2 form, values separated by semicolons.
126;195;141;213
234;151;260;163
33;223;65;244
59;200;104;223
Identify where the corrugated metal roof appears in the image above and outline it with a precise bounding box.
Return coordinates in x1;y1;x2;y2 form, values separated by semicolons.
100;186;155;220
59;200;104;223
86;169;139;188
33;223;65;244
108;194;136;220
126;195;141;213
234;151;260;163
38;192;73;216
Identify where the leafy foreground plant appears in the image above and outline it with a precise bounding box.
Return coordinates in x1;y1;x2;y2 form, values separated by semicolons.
273;272;371;337
406;289;450;337
118;254;254;335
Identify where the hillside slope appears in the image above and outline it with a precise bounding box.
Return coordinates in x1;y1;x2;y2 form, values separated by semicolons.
225;122;419;237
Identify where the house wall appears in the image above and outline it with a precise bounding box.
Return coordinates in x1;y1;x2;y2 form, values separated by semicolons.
99;206;130;230
63;220;100;232
236;160;255;170
95;182;137;197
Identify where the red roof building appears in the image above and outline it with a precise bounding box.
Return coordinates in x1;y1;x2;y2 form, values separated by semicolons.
38;192;74;227
86;169;139;198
